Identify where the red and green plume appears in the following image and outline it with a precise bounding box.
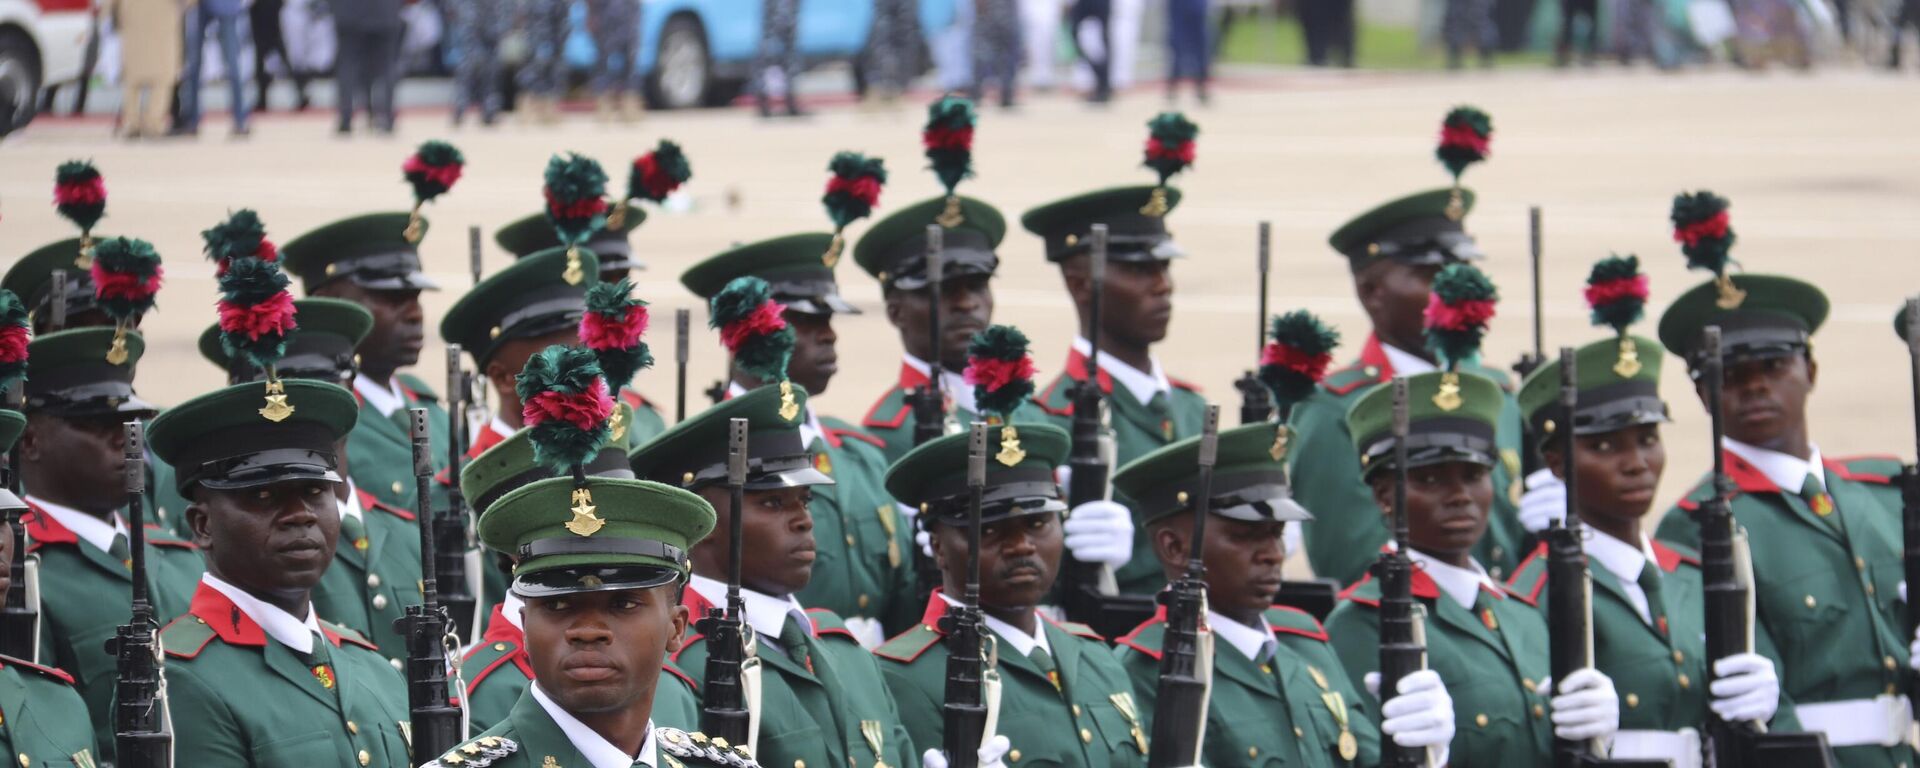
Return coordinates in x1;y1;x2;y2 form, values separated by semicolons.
1142;112;1198;185
965;325;1036;422
544;153;612;249
53;160;106;236
1435;106;1492;182
710;276;794;383
1669;191;1735;276
200;209;278;276
206;212;296;369
923;95;976;196
89;237;165;323
822;151;887;231
579;278;653;390
402;141;464;242
516;345;615;473
1259;310;1340;416
627;140;692;204
0;289;28;393
1585;255;1648;336
1423;262;1499;370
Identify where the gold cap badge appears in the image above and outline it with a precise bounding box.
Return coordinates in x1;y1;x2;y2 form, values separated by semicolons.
566;487;605;536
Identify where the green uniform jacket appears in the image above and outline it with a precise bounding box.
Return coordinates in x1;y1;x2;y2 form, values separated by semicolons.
618;387;671;447
312;486;425;663
1654;452;1914;768
148;454;194;539
861;362;1053;466
23;502;203;763
1031;349;1208;596
421;692;748;768
795;416;920;636
1324;557;1554;768
349;373;453;511
1506;538;1803;736
674;590;918;768
1288;334;1529;587
1113;605;1381;768
0;655;98;768
875;592;1150;768
160;582;413;768
459;603;702;733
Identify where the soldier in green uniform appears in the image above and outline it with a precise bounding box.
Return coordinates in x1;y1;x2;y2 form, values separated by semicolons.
282;212;455;512
0;410;101;768
630;384;922;768
1323;371;1622;768
16;328;203;761
1110;422;1461;767
495;210;669;442
149;378;415;767
442;247;603;458
1507;333;1794;764
681;235;917;642
876;422;1150;768
1287;190;1529;586
1649;269;1915;766
194;297;426;662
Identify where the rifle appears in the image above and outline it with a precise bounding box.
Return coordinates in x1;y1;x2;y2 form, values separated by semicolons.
675;309;692;423
395;408;462;761
1060;223;1155;639
468;226;485;286
1;380;37;661
913;225;949;446
1693;327;1832;768
1904;298;1920;722
1376;378;1431;768
50;271;68;332
940;423;994;768
1147;406;1220;768
439;345;476;641
1234;223;1273;425
109;422;170;767
699;419;760;751
467;228;492;428
1515;207;1547;487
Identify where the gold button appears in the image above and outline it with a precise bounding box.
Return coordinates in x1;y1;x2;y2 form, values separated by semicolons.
795;761;806;768
1857;557;1868;571
1072;704;1082;716
1261;664;1273;674
347;721;359;734
1080;729;1092;743
372;595;388;610
1475;714;1489;728
494;643;508;651
1626;693;1640;708
17;754;27;767
367;574;382;588
1805;595;1817;609
1293;727;1304;738
1249;747;1260;758
358;750;371;766
392;481;404;494
858;594;870;609
391;658;404;672
1521;677;1535;692
1677;673;1691;689
1364;366;1380;378
1868;583;1878;597
1008;750;1020;763
1886;656;1900;671
1532;704;1545;719
1673;650;1685;664
845;535;856;547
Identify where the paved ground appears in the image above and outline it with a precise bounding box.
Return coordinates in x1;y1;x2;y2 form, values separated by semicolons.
4;65;1917;522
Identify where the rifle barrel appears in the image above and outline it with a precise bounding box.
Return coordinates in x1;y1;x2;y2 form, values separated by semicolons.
1529;206;1543;360
1256;222;1270;360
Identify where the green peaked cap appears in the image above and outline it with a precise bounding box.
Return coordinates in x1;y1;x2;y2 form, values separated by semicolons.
681;233;859;316
495;210;647;273
281;212;439;293
0;410;23;454
1020;185;1184;264
6;237;110;329
149;379;359;495
199;297;372;384
25;327;154;418
440;246;599;368
1345;370;1504;478
477;475;716;596
854;195;1006;290
885;422;1069;527
628;383;832;491
1112;422;1312;526
461;402;640;518
1515;335;1670;444
1328;188;1482;266
1657;273;1827;370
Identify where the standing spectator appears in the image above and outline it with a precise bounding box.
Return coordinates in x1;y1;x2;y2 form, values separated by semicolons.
972;0;1022;106
251;0;311;111
1108;0;1141;87
1019;0;1061;89
1068;0;1111;101
331;0;404;133
754;0;805;116
1556;0;1599;65
1299;0;1356;65
516;0;569;124
866;0;920;103
110;0;190;139
1164;0;1206;102
1442;0;1498;68
1613;0;1666;66
1892;0;1920;67
178;0;251;136
588;0;645;120
450;0;506;125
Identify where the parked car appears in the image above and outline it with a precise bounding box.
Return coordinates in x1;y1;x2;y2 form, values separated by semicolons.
0;0;90;135
636;0;876;109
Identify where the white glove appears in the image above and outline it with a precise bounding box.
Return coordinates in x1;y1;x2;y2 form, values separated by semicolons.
1544;668;1620;742
1364;671;1454;766
1518;469;1566;533
1909;625;1920;672
1062;500;1134;570
922;735;1012;768
901;502;934;558
843;616;886;650
1709;652;1779;723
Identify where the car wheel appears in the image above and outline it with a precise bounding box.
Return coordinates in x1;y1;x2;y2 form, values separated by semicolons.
0;29;41;136
650;15;709;110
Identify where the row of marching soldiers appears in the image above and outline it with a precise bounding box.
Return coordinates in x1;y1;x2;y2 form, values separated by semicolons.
1;97;1917;768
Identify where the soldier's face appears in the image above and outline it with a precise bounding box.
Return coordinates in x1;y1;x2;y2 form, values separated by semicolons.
1066;257;1174;349
1372;460;1492;566
886;275;993;370
1357;261;1442;353
522;586;689;717
692;486;816;597
21;412;131;513
189;479;341;601
322;283;424;373
1695;353;1817;450
1153;514;1286;622
933;511;1063;612
1545;423;1665;527
784;311;839;397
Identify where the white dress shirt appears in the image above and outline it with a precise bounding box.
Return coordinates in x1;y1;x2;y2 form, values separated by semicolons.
354;375;409;418
903;353;979;415
25;496;126;553
1723;437;1825;495
688;574;809;643
501;592;526;632
938;592;1051;658
1380;342;1439;377
202;572;325;654
338;481;364;525
1580;523;1659;624
488;415;519;442
1406;549;1501;611
1071;337;1170;408
728;381;823;447
530;683;658;768
1207;610;1276;663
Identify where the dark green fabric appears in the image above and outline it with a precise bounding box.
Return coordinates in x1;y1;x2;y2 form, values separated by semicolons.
1326;188;1476;264
475;477;715;580
311;494;422;662
1655;274;1828;365
0;658;100;768
853;195;1008;281
859;379;1052;466
681;233;838;298
423;688;738;768
1515;334;1665;426
345;373;453;513
795;416;919;635
458;609;701;734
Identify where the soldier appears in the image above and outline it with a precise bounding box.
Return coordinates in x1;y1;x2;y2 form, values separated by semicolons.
450;0;508;126
442;247;602;456
1288;190;1528;586
681;238;917;641
283;212;455;512
517;0;571;124
1110;423;1460;767
148;379;414;767
588;0;646;120
17;328;203;762
630;385;922;768
1323;371;1622;767
3;240;125;335
0;410;100;767
876;423;1148;767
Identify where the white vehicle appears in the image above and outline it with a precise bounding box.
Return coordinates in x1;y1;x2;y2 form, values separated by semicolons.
0;0;91;134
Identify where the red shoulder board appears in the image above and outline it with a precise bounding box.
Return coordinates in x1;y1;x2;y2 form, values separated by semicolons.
1114;607;1170;660
1264;605;1330;642
805;608;857;641
0;654;76;685
862;393;911;431
159;615;220;659
1322;366;1384;397
1030;376;1075;418
826;426;887;449
322;622;380;652
1827;456;1900;485
1167;376;1202;393
663;662;699;693
463;646;532;697
1046;617;1104;642
1651;540;1700;572
148;536;198;550
873;624;942;663
1337;574;1380;608
1508;543;1550;606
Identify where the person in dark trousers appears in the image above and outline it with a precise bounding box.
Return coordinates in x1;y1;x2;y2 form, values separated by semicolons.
1890;0;1920;68
1069;0;1112;102
754;0;806;116
972;0;1022;107
1555;0;1598;65
251;0;311;111
331;0;403;134
178;0;252;136
1165;0;1206;102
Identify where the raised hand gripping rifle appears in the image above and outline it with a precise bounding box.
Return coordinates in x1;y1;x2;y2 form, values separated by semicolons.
700;419;763;752
109;422;170;768
1;380;38;662
396;408;463;761
1234;224;1274;425
941;423;1001;768
1692;327;1831;768
440;345;477;641
1376;378;1433;768
1147;406;1220;768
1904;298;1920;722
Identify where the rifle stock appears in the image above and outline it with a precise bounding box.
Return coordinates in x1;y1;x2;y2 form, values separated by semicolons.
1147;407;1219;768
1;380;36;661
1544;349;1606;767
110;422;170;768
1376;378;1429;768
700;419;754;746
396;408;462;760
940;424;992;768
439;345;476;641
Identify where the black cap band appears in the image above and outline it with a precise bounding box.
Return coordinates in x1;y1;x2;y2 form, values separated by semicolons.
656;429;830;491
1359;416;1498;477
1681;316;1810;370
25;373;154;419
765;274;859;316
1529;379;1669;441
1131;470;1308;524
314;249;439;292
881;229;1000;290
173;421;341;494
512;564;684;597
